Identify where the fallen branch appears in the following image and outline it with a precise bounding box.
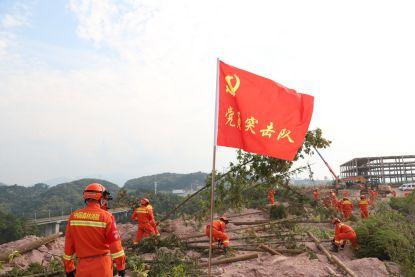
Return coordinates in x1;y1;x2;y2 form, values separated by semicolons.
200;253;259;266
187;235;331;244
259;244;281;255
228;211;265;218
182;217;298;240
188;244;304;255
0;233;62;262
307;231;357;277
20;271;63;277
232;219;331;226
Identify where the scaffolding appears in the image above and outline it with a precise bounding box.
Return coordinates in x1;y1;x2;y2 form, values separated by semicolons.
340;155;415;184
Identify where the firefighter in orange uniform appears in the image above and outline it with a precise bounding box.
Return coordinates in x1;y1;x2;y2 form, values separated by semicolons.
146;203;160;236
340;197;354;220
63;183;126;277
268;189;276;205
330;218;358;252
131;198;156;244
358;195;369;219
205;216;230;253
313;189;319;201
368;189;378;204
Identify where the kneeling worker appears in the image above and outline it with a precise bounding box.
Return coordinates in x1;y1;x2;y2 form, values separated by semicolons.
131;197;157;244
331;218;358;252
205;216;230;253
63;183;126;277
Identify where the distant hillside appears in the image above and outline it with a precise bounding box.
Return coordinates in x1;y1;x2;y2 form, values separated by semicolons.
124;172;208;192
0;182;7;186
0;178;120;219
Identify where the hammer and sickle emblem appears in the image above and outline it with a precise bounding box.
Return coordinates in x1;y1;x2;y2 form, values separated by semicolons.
225;74;240;96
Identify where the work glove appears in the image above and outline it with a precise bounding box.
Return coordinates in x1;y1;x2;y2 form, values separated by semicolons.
66;270;76;277
117;269;126;277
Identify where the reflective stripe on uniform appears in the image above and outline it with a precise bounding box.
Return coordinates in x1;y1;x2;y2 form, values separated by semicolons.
223;240;229;243
70;220;107;228
63;254;73;260
111;249;125;259
135;208;148;214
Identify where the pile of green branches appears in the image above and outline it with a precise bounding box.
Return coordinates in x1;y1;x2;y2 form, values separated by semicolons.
3;259;63;277
354;203;415;276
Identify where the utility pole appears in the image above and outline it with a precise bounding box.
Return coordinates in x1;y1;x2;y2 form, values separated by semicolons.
154;181;157;195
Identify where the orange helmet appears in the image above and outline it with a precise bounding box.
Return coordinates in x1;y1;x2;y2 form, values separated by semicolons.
83;183;105;201
331;218;341;225
141;198;150;205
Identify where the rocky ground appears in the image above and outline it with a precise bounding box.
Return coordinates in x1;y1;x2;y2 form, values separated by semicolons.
0;205;401;276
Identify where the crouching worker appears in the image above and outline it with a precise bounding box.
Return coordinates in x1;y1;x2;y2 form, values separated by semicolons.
205;216;230;253
131;198;156;244
63;183;126;277
330;218;358;252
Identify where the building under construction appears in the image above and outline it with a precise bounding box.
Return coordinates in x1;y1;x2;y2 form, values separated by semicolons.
340;155;415;184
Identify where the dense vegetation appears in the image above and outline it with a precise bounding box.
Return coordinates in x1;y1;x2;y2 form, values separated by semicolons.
355;198;415;276
0;179;120;219
0;209;37;244
124;172;207;192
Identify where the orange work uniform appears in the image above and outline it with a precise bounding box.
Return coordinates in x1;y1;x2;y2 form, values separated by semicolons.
205;220;230;248
131;204;156;244
334;223;357;247
313;191;319;201
340;199;354;220
358;199;369;219
63;202;126;277
147;204;160;236
268;190;275;204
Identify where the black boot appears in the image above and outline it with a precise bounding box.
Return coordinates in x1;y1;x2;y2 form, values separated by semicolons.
330;243;339;252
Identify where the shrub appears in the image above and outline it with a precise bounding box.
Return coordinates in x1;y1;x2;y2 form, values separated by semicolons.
354;203;415;276
270;204;287;219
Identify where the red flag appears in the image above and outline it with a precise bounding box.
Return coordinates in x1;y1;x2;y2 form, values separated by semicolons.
217;61;314;161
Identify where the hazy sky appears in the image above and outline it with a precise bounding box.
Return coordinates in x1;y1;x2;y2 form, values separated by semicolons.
1;0;414;186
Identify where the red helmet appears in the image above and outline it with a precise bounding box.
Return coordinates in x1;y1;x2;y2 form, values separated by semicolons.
83;183;105;201
141;198;150;205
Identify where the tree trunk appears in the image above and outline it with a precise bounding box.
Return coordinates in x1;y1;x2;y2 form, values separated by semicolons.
0;233;62;262
307;231;357;277
200;253;259;266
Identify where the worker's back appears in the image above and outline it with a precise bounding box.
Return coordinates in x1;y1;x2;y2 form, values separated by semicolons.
66;203;118;258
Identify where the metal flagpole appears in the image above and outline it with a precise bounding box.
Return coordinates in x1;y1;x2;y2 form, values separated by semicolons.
208;58;220;276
